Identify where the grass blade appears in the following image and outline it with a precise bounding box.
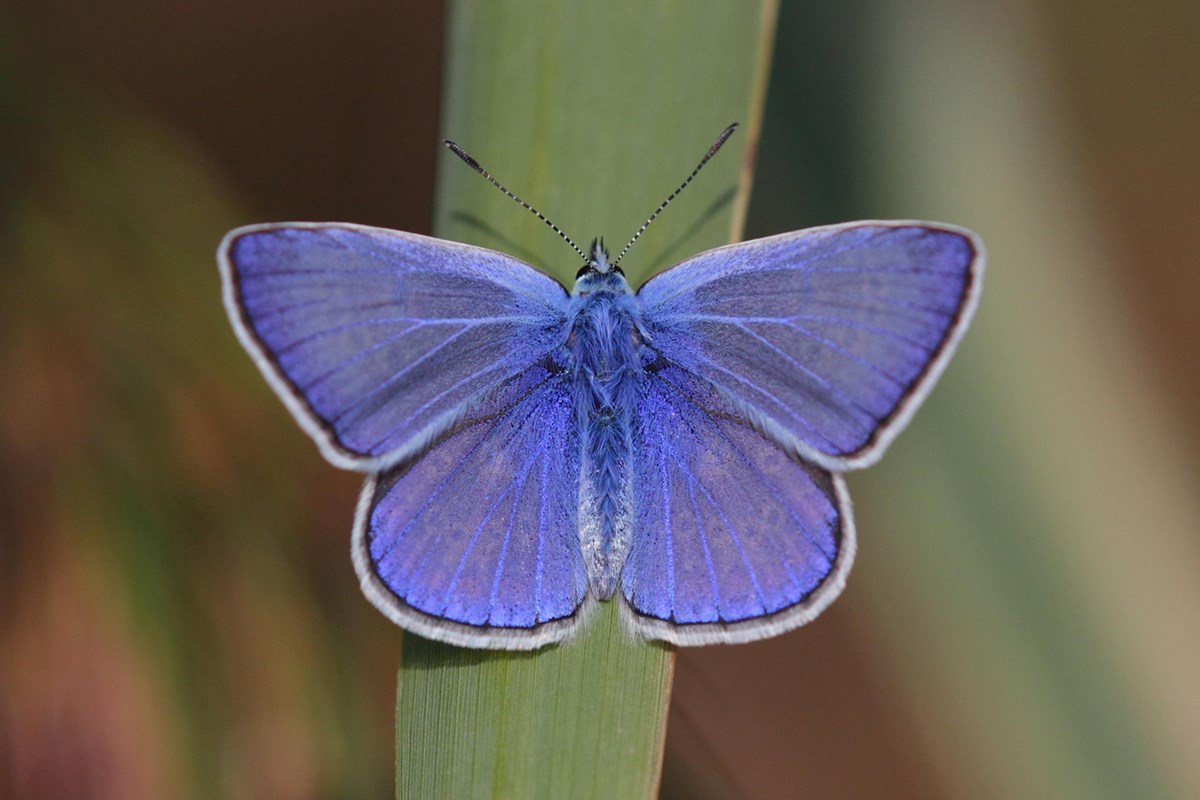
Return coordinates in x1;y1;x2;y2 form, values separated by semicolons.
395;2;779;798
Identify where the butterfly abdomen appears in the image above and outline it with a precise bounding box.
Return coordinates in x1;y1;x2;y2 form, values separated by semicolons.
583;411;632;598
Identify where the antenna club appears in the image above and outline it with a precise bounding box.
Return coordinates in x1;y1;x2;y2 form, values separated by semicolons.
709;122;738;155
443;140;483;172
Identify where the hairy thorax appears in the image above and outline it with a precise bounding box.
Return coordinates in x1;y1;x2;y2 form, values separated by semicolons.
566;270;648;598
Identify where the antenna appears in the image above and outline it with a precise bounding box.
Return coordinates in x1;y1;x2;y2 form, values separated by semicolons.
443;140;587;262
613;122;739;268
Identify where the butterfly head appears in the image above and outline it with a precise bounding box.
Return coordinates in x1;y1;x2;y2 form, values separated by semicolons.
572;239;630;296
578;239;620;277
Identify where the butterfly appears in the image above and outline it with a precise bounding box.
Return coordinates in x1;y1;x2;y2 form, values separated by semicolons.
218;124;984;650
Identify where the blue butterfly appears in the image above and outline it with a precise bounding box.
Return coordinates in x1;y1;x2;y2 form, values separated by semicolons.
218;124;983;649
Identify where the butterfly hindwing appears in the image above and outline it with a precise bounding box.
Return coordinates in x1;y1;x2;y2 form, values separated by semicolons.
353;363;589;649
621;364;855;645
636;221;983;470
220;223;569;471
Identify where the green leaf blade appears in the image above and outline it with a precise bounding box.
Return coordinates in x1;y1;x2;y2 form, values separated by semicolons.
396;2;778;798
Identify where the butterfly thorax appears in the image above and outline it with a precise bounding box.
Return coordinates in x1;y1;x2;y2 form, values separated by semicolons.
567;258;647;599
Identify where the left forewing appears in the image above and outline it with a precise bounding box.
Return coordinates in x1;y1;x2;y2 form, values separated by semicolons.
220;223;569;472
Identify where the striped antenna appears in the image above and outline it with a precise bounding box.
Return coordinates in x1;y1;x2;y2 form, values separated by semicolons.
443;140;587;263
613;122;739;268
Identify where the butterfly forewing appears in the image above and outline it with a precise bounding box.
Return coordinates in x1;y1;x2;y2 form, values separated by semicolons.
220;223;569;471
636;221;983;470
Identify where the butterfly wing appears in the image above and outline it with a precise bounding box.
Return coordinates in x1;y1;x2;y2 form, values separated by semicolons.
353;361;589;649
636;221;983;470
620;364;854;645
219;222;568;471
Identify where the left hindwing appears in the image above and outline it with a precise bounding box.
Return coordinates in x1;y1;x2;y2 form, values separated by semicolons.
636;221;984;470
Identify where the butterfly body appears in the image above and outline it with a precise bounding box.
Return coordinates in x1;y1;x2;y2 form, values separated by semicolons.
565;241;647;599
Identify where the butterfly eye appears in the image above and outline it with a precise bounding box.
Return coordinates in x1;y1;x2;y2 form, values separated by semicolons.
576;264;594;278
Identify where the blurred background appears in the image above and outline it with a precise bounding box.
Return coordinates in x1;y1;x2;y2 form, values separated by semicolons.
2;1;1198;798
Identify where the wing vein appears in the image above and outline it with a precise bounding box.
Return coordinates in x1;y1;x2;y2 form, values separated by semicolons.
683;475;722;620
732;321;878;422
534;451;549;622
486;452;539;623
661;436;676;618
302;322;468;395
748;319;905;388
686;354;839;451
372;376;555;567
668;434;769;617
